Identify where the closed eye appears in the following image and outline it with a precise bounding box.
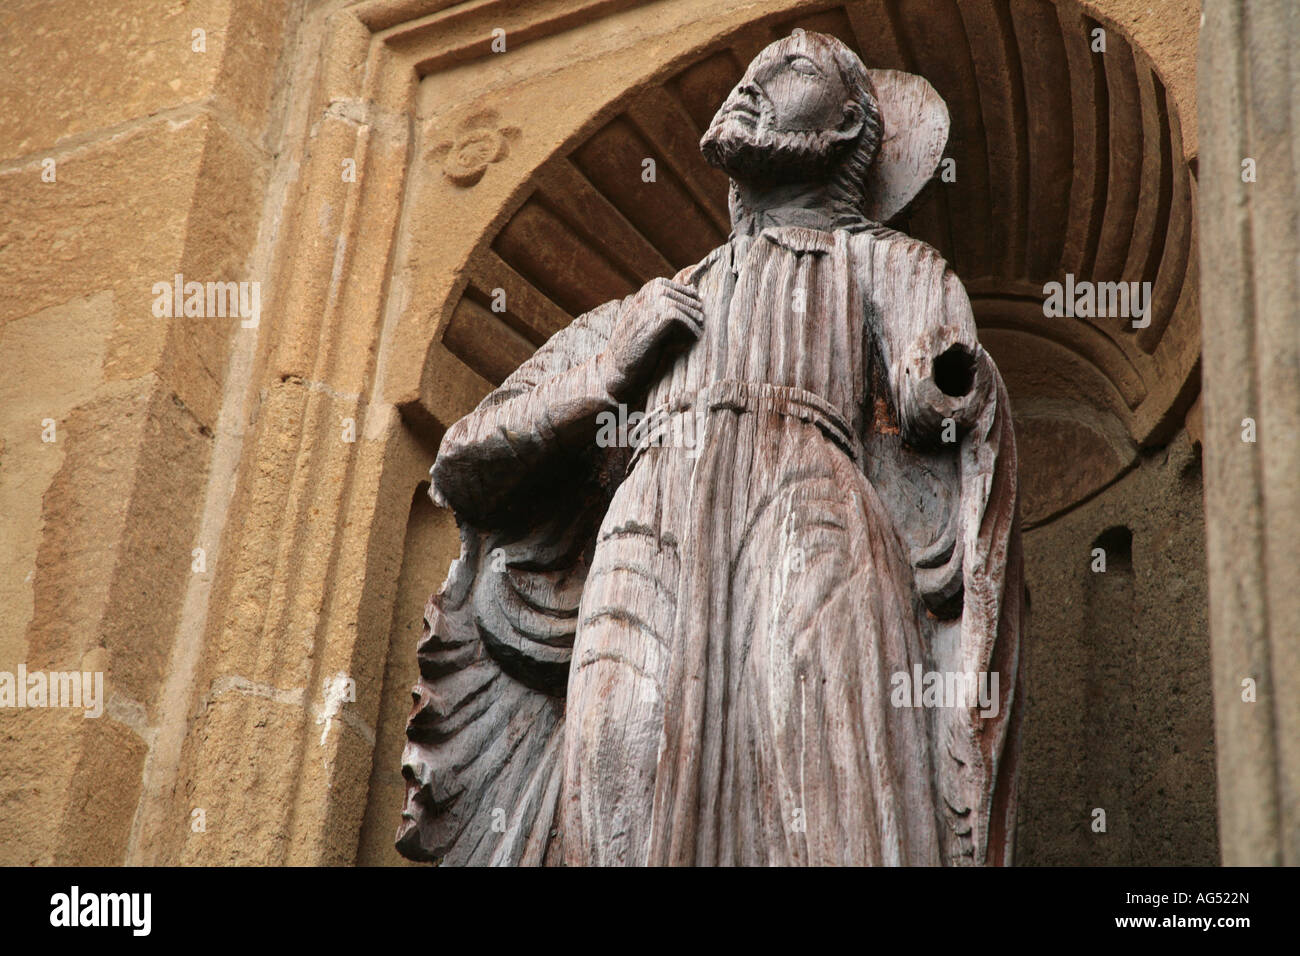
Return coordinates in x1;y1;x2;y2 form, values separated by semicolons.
788;55;818;76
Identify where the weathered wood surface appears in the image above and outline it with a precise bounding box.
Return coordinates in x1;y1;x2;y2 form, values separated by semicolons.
398;31;1023;867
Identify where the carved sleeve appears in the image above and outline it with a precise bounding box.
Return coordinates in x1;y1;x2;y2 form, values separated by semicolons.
860;235;1024;866
431;297;624;523
398;298;629;864
890;260;992;448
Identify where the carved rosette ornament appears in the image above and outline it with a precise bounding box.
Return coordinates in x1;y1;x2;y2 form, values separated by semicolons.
432;109;520;187
399;32;1024;867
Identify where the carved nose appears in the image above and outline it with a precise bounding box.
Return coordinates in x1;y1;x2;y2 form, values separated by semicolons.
726;85;761;118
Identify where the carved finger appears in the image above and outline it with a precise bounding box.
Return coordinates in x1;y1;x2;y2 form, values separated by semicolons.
667;299;704;328
666;279;702;302
665;288;705;319
679;307;705;331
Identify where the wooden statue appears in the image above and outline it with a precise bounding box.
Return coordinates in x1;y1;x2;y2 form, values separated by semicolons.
397;30;1024;866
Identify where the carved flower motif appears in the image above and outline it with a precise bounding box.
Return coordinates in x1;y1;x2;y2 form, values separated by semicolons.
433;110;521;187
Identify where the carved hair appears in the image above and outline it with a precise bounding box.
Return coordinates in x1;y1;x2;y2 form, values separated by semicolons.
817;34;884;214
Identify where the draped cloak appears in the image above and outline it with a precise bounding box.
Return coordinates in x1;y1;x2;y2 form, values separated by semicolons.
398;219;1024;867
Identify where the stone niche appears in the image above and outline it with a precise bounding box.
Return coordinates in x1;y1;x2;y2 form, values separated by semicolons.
120;0;1211;866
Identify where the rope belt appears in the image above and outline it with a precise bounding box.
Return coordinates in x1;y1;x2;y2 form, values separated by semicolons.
627;379;863;470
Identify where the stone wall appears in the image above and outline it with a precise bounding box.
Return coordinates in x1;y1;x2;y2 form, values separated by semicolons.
0;0;297;864
1017;430;1216;865
1199;0;1300;866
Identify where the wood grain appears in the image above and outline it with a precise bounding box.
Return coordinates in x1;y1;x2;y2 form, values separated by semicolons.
398;31;1023;867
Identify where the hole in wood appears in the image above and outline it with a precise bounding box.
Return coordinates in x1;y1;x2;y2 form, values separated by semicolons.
934;343;976;396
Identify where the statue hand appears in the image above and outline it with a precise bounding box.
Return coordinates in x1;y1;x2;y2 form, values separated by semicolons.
598;277;703;403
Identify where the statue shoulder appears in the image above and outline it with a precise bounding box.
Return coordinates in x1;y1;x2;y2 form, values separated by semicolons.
675;242;730;286
847;224;950;271
846;228;961;315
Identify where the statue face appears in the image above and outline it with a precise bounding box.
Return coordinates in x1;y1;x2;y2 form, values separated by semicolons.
701;33;867;185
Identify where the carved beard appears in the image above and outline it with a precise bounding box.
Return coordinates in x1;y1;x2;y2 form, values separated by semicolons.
700;114;858;186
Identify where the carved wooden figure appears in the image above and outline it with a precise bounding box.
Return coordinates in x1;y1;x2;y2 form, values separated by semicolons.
397;31;1024;866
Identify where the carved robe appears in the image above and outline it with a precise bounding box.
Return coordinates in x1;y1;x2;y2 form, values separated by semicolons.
398;216;1024;867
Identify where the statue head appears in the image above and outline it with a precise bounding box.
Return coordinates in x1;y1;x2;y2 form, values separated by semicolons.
701;31;883;216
